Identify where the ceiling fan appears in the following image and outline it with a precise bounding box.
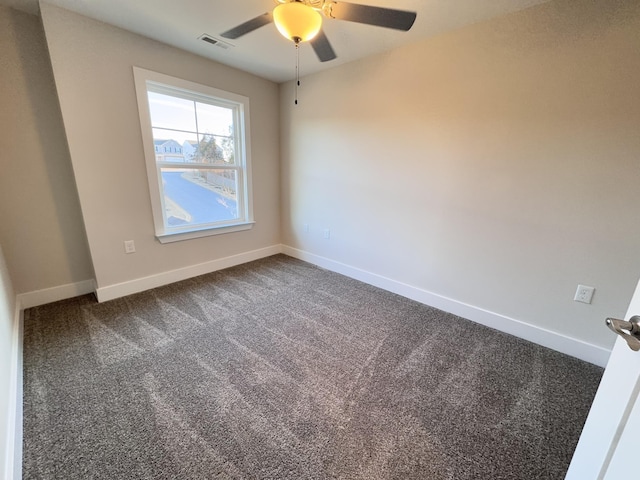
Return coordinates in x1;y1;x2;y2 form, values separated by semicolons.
220;0;417;62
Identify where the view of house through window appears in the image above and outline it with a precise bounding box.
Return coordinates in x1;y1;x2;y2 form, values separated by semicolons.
134;67;253;242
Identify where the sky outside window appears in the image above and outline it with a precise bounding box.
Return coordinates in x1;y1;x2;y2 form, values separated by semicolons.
147;91;233;144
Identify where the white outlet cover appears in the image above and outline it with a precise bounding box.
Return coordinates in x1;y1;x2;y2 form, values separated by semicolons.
574;284;595;304
124;240;136;254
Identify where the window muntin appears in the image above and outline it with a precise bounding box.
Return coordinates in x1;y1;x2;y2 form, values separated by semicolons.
133;68;253;242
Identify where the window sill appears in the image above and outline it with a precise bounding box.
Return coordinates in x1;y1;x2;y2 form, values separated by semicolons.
156;221;255;244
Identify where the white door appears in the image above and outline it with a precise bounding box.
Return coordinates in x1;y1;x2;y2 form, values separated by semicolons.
565;277;640;480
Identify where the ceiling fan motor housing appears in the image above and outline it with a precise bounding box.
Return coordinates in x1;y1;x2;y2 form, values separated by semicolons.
273;1;323;43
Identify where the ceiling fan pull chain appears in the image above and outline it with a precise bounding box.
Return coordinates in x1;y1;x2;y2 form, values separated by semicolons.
295;42;300;105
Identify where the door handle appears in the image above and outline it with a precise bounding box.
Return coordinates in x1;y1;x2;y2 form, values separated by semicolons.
606;315;640;351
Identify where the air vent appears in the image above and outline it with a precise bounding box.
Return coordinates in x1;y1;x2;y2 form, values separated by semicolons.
198;34;233;50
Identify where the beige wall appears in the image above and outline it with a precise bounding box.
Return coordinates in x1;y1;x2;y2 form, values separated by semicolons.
40;3;281;290
280;0;640;349
0;7;93;294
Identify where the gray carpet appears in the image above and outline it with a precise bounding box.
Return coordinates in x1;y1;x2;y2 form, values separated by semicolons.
23;254;602;479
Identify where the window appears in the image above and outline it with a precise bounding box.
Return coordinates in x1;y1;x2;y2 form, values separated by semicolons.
133;67;253;243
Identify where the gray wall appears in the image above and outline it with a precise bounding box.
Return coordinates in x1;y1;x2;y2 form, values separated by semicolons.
0;245;17;480
0;7;93;294
280;0;640;350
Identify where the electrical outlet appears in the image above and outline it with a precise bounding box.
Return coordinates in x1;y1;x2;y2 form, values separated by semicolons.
303;224;309;233
574;284;595;304
323;229;330;239
124;240;136;254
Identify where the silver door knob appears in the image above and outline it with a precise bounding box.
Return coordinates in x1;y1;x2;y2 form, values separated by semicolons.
606;315;640;351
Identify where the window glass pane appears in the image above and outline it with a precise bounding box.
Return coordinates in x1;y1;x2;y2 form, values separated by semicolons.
195;102;233;137
135;67;252;239
161;168;239;228
192;134;235;165
148;91;196;132
152;129;197;163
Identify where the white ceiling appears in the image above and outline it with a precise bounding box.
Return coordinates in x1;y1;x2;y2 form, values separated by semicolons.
2;0;551;83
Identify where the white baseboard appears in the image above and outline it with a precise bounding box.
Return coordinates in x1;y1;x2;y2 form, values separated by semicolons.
282;246;611;367
4;300;22;480
96;245;283;303
17;279;96;310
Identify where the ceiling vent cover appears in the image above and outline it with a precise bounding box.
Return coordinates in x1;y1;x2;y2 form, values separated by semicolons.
198;34;233;49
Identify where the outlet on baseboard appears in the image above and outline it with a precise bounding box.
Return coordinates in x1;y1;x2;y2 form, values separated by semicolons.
323;229;330;240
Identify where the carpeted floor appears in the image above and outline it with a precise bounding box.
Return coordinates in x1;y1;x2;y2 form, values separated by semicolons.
23;254;602;479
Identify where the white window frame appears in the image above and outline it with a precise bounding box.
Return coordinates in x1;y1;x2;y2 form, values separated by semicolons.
133;67;254;243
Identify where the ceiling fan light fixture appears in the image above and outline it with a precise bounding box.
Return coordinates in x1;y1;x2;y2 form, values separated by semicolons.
273;2;322;43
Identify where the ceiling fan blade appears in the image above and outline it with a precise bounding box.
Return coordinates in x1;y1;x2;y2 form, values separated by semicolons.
328;2;416;31
220;12;273;39
311;30;337;62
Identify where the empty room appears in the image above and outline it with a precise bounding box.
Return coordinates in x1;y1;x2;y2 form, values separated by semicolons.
1;0;639;478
